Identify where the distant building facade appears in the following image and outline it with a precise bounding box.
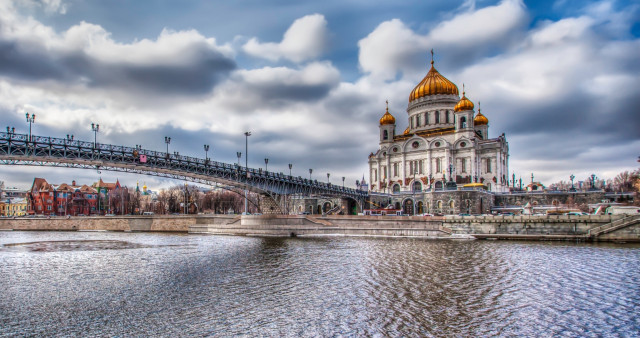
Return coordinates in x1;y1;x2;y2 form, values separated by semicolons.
29;178;101;216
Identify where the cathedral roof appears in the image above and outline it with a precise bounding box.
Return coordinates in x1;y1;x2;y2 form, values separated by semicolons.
379;102;396;125
454;89;474;112
409;59;459;102
474;111;489;126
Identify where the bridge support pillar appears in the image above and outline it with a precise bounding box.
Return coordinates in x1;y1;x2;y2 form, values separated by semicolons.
259;194;282;215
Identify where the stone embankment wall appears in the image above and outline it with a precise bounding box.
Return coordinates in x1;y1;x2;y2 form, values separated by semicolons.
1;214;638;242
198;215;447;237
0;215;235;232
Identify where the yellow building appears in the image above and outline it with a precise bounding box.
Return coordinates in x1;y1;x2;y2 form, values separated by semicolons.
0;198;28;216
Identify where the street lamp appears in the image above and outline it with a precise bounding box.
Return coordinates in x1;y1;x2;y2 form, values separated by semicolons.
6;126;15;135
204;144;210;162
243;131;251;215
590;174;598;190
342;176;345;189
184;183;188;214
288;163;293;176
164;136;171;156
327;173;330;184
237;152;242;166
25;113;35;142
570;174;576;192
309;168;313;180
264;158;269;172
91;122;99;148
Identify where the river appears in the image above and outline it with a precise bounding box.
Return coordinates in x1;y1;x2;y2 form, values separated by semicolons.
1;231;638;336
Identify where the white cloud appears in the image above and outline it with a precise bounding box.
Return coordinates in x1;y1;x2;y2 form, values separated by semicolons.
358;0;528;80
243;14;329;63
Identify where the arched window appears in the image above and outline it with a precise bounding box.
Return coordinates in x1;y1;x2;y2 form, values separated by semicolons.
412;181;422;192
445;111;450;123
425;112;429;124
460;116;467;129
435;111;440;123
449;200;455;208
392;184;400;193
437;200;443;209
383;130;388;140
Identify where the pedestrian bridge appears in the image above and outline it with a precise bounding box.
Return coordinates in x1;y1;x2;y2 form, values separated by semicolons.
0;131;368;207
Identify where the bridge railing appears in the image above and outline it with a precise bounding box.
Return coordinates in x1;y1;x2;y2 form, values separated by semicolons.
0;131;367;199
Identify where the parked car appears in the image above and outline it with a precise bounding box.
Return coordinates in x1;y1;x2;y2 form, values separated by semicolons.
567;212;589;216
416;213;434;217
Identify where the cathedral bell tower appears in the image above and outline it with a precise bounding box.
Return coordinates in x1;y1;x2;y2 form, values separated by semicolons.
379;100;396;144
454;85;476;139
473;102;489;140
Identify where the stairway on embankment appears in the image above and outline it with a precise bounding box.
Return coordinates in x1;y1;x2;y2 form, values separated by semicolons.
587;215;640;241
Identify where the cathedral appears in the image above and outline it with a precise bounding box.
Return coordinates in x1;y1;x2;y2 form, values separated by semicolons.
367;55;510;214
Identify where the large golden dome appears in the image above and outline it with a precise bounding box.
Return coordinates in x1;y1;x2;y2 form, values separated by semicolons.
454;90;474;112
409;60;459;102
474;111;488;126
379;104;396;125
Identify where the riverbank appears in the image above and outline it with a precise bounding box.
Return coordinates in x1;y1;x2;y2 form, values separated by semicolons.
1;214;638;242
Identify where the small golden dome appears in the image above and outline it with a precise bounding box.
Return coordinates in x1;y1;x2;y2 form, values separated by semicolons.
454;87;474;112
474;111;488;126
403;126;410;135
379;101;396;125
409;59;459;102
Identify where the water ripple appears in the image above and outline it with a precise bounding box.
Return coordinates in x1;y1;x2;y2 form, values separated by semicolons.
0;232;639;337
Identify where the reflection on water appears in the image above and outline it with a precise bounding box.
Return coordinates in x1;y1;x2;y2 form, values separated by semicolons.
2;240;153;252
0;231;638;336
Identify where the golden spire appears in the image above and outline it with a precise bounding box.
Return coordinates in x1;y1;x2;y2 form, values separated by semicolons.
379;100;396;125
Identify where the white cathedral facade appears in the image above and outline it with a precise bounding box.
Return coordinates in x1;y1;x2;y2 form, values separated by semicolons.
368;57;510;195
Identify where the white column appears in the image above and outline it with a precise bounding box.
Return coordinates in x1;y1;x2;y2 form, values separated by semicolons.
427;149;432;178
401;152;406;189
496;150;502;191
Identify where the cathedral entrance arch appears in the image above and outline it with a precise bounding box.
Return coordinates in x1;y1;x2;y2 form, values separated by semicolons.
434;181;443;190
403;199;414;215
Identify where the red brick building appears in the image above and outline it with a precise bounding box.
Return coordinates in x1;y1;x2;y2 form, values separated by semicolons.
29;178;99;216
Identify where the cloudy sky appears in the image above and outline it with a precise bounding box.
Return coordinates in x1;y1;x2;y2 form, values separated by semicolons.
0;0;638;190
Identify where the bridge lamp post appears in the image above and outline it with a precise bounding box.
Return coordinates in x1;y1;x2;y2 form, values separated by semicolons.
91;123;99;148
288;163;292;176
309;168;313;181
327;173;330;184
264;158;268;172
204;144;210;162
6;126;15;135
243;131;251;215
342;176;345;189
164;137;171;157
25;113;35;142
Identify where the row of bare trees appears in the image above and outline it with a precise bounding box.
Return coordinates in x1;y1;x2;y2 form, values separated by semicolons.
150;185;262;214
